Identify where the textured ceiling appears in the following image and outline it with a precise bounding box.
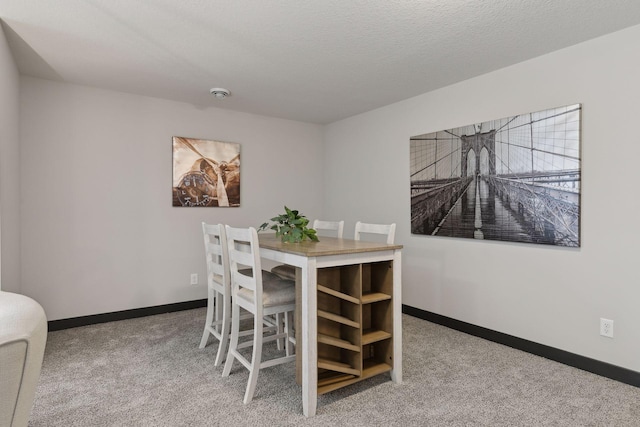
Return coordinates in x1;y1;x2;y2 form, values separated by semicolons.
2;0;640;124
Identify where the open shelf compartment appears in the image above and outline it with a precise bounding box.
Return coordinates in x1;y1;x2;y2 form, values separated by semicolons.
315;260;394;395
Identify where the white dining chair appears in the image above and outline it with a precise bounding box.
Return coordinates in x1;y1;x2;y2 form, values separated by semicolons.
271;219;344;280
222;225;296;404
199;223;279;366
312;219;344;238
354;221;396;244
199;223;232;366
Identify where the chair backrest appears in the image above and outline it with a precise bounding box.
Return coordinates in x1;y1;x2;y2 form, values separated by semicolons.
312;219;344;238
225;225;263;311
202;222;230;294
354;221;396;244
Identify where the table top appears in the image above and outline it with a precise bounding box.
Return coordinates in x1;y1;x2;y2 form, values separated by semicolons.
258;233;402;257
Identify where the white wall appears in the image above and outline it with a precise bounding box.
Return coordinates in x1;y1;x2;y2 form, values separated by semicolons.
323;24;640;372
0;26;21;293
19;77;324;320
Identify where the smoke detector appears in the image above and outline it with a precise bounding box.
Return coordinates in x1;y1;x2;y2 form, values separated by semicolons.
210;88;230;99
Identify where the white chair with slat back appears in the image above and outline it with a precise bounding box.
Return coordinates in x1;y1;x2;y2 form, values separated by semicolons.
222;225;296;404
312;219;344;239
199;223;279;366
354;221;396;244
271;219;344;280
199;223;234;366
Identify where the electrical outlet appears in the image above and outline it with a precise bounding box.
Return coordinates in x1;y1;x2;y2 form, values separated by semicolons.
600;318;613;338
190;273;198;285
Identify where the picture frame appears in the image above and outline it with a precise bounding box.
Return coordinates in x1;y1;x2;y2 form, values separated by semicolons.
172;136;240;207
410;104;581;247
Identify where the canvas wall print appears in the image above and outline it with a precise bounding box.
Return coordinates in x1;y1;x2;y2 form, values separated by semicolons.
410;104;581;247
172;136;240;207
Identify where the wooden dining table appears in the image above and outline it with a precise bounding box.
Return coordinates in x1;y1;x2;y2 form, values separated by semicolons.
258;234;403;417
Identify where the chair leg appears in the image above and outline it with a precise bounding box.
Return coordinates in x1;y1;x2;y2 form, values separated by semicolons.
222;301;241;377
213;290;222;334
199;287;215;349
214;291;231;367
284;311;294;357
276;312;284;350
243;312;263;404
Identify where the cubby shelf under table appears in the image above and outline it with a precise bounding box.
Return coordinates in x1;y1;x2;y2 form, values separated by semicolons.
258;234;402;417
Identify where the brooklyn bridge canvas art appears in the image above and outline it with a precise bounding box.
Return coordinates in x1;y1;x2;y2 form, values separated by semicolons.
410;104;581;247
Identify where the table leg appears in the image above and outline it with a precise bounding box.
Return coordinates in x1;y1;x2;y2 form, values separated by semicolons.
295;267;302;385
301;259;318;417
390;250;403;383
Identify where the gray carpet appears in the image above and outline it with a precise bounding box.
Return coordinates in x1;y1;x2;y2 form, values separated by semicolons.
29;309;640;426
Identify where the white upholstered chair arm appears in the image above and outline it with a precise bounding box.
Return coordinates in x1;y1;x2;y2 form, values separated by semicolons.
0;291;47;427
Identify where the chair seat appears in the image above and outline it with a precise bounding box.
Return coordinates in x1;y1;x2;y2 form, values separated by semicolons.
271;264;296;280
237;277;295;307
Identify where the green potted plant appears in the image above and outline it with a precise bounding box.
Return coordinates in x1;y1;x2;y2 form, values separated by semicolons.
258;206;319;243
